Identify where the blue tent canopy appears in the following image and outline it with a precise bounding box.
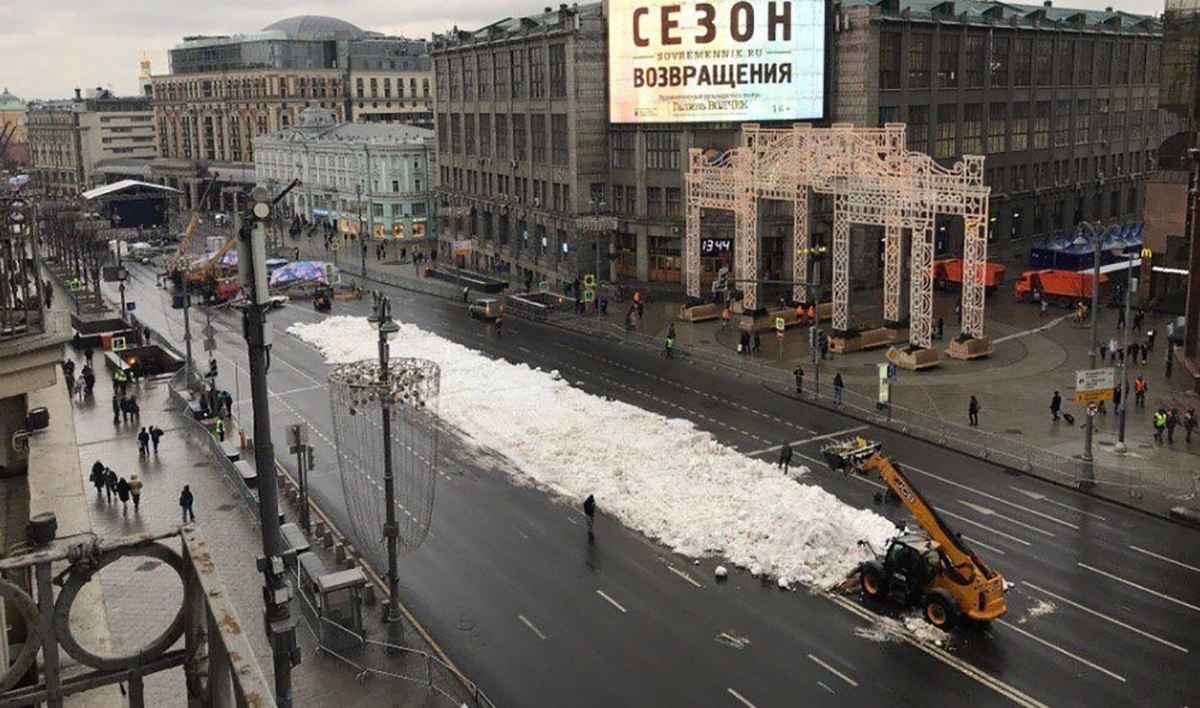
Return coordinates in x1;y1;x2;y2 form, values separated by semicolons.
269;260;336;288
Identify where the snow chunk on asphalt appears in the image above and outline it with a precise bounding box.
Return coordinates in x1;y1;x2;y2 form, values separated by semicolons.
290;316;896;589
854;613;951;647
1019;599;1057;624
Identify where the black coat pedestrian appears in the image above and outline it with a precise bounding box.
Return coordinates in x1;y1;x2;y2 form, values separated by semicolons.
90;461;105;491
116;478;130;503
150;426;164;451
583;494;596;519
1050;392;1062;416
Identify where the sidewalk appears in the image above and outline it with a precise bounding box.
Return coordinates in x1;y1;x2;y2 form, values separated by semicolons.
289;232;1199;518
63;338;460;705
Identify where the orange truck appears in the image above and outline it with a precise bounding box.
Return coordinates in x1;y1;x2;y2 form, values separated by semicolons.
932;258;1006;293
1014;269;1107;303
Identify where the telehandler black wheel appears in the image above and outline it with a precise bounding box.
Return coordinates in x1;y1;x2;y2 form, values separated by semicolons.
860;562;888;601
923;591;959;629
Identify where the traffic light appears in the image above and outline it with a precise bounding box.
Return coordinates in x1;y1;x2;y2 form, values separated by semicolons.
206;358;218;379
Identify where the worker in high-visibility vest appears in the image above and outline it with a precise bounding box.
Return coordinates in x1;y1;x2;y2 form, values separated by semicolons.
112;368;128;396
214;416;226;442
1133;375;1147;409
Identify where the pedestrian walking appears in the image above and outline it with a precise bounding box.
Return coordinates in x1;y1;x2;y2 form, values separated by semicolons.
44;281;53;309
215;416;226;442
739;330;750;355
129;474;142;512
1050;391;1062;422
1184;409;1197;444
582;494;596;535
936;316;945;339
90;461;106;497
1134;307;1144;331
1140;342;1148;364
180;485;196;523
116;477;131;512
752;331;761;354
833;373;844;404
83;346;94;366
112;394;121;425
1039;300;1048;318
793;365;805;395
82;365;95;396
664;333;675;358
968;395;981;427
105;467;118;503
1167;408;1179;444
462;285;469;303
1134;375;1147;408
1117;307;1125;329
137;427;150;457
778;443;794;474
1112;384;1122;412
1099;342;1108;362
150;426;164;454
64;370;76;397
1148;329;1157;351
1153;409;1167;444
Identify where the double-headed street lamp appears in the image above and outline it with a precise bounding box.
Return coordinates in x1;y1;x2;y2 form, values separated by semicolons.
1077;221;1126;484
367;294;404;624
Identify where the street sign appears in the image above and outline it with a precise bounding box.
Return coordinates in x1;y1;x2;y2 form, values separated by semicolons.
453;239;476;256
203;337;216;352
775;330;784;341
125;302;136;311
112;336;127;352
774;317;786;332
1075;367;1115;403
538;281;549;293
877;363;891;406
583;274;596;288
583;289;596;303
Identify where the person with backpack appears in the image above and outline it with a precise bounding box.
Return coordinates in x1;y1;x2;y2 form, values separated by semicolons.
180;485;196;523
1184;409;1197;444
137;427;150;457
968;395;981;427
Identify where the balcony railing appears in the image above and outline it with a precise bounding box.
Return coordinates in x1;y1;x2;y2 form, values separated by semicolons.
0;197;45;342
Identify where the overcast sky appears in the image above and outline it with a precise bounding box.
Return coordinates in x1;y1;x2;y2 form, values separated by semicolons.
2;0;1167;101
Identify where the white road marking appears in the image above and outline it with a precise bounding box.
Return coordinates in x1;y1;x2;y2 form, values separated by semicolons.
1129;545;1200;574
817;681;835;695
1009;486;1107;521
807;654;858;687
1077;563;1200;613
997;619;1127;683
518;614;547;640
961;535;1006;556
667;564;704;588
907;466;1079;530
939;510;1032;546
959;501;1056;537
1022;581;1188;653
992;314;1072;344
566;516;578;526
726;688;757;707
596;589;628;614
745;425;868;457
829;596;1048;708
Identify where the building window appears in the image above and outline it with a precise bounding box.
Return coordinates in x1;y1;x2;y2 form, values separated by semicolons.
611;130;635;169
1033;102;1050;150
990;36;1009;87
356;78;365;98
464;114;476;157
1077;40;1093;85
549;44;567;98
531;113;546;164
665;188;681;218
1013;37;1032;86
383;78;392;98
1095;98;1109;143
1131;43;1147;84
879;105;900;126
646;131;679;170
551;114;568;166
1097;42;1112;84
1011;102;1029;151
907;105;929;154
513;114;527;162
493;52;508;97
880;32;901;89
1076;100;1090;145
938;34;959;88
496;114;509;160
1114;43;1130;85
1113;97;1127;133
1131;97;1144;133
1034;37;1053;86
511;48;524;98
478;56;490;99
1148;44;1160;85
962;104;982;154
530;46;545;99
965;35;986;87
1053;101;1070;147
935;104;957;159
908;34;932;89
370;77;378;99
463;62;474;100
987;103;1006;154
480;114;492;157
647;186;663;218
1054;39;1073;86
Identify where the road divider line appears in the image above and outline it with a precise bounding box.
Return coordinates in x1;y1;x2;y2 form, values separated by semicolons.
807;654;858;687
817;681;835;695
828;595;1048;707
997;619;1127;683
907;466;1079;530
939;510;1032;546
1129;545;1200;574
1022;581;1188;654
726;687;757;707
745;426;867;457
1009;486;1106;521
958;501;1056;537
961;535;1006;556
1077;562;1200;613
667;564;704;588
518;614;547;640
597;589;628;614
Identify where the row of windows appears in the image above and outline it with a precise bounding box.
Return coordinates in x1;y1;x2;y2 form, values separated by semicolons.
879;31;1160;91
354;76;431;99
442;168;574;213
437;44;569;103
153;75;343;102
438;112;572;166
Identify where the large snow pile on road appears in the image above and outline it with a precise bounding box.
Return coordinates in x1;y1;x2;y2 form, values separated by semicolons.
290;316;896;589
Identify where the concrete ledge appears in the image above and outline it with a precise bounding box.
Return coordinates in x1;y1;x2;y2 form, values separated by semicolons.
1170;506;1200;529
831;327;895;353
887;345;941;370
947;336;994;361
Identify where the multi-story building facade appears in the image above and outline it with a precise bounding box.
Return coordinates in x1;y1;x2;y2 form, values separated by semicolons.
27;90;156;194
253;106;436;240
0;88;28;168
435;1;1173;289
152;15;433;208
349;38;435;127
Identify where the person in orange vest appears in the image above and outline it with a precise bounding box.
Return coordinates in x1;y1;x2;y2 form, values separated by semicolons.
1133;375;1147;409
721;306;732;332
807;304;817;324
796;303;806;327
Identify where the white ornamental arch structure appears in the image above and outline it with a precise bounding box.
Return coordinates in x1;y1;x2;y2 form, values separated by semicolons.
685;123;990;354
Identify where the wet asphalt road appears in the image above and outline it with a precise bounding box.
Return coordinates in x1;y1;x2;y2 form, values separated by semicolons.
108;262;1200;708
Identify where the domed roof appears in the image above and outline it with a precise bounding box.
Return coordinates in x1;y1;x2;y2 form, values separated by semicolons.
0;88;23;111
262;15;364;40
296;104;336;129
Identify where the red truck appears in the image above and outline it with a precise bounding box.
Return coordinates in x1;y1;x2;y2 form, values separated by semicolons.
932;258;1006;294
1014;269;1107;304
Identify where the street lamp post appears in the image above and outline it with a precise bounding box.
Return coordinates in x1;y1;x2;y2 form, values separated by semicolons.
1115;249;1135;453
1079;222;1101;487
368;296;404;624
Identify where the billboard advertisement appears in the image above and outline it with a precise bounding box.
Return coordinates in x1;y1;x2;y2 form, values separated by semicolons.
608;0;826;124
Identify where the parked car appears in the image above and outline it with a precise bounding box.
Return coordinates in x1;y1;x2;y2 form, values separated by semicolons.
469;298;503;320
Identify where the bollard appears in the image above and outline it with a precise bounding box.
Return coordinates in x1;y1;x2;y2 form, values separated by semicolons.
314;520;327;537
321;530;335;549
334;542;348;563
361;583;377;606
343;544;356;566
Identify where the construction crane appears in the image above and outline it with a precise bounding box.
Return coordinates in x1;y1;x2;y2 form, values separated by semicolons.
167;175;220;274
822;437;1007;628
